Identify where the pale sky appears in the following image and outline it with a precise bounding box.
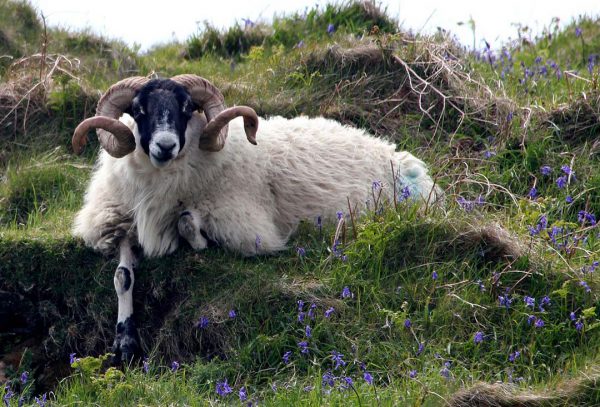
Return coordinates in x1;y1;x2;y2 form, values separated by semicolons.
29;0;600;51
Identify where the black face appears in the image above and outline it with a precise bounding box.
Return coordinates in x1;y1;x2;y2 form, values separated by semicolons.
129;79;196;167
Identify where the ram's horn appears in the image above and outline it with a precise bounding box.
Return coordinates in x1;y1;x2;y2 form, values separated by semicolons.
72;76;149;157
170;74;258;151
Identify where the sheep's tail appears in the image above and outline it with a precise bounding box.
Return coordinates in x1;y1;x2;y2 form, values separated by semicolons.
448;374;600;407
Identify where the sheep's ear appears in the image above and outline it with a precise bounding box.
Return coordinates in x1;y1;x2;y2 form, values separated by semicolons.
129;96;144;119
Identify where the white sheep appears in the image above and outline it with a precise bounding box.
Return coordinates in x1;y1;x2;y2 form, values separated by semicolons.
72;75;439;362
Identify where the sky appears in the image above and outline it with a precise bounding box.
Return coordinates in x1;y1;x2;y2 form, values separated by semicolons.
29;0;600;51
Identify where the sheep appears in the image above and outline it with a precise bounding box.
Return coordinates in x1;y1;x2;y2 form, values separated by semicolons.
72;74;439;362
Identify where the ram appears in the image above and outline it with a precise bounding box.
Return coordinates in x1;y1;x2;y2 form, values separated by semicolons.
72;75;439;362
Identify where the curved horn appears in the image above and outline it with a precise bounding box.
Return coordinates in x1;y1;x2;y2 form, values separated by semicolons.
72;116;135;157
73;76;149;157
201;106;259;151
171;74;258;151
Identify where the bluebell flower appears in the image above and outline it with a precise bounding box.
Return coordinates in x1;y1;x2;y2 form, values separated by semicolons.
336;211;344;220
484;150;496;159
509;350;520;362
539;296;551;312
69;353;77;365
372;180;382;191
239;386;247;402
3;387;14;406
228;309;237;319
305;325;311;338
432;271;438;280
297;300;305;312
540;166;552;176
171;361;180;372
296;40;305;48
303;385;314;392
327;23;335;34
341;286;352;299
474;331;484;344
282;350;292;364
364;371;373;385
298;341;309;354
579;280;592;293
576;321;584;331
20;371;28;384
308;303;317;320
197;316;209;329
322;371;335;387
34;394;47;407
528;187;538;199
524;296;535;308
343;377;354;388
143;357;150;373
576;27;582;37
298;312;306;323
296;247;306;257
440;366;450;379
566;195;573;203
570;312;577;321
556;176;568;189
409;369;418;378
534;318;545;328
216;379;233;397
325;307;335;318
331;350;346;370
404;318;412;328
499;295;513;309
527;315;537;325
416;342;425;355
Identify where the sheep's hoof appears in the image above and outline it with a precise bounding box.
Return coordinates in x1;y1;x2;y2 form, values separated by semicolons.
178;211;208;250
111;317;142;365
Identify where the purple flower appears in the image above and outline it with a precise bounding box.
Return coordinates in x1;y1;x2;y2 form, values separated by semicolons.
296;247;306;257
540;165;552;176
216;379;233;397
197;316;209;329
331;350;346;370
527;315;537;325
477;279;485;292
305;325;312;338
432;271;438;280
143;357;150;373
575;27;582;37
539;296;551;312
297;300;305;312
556;176;568;189
507;111;514;122
228;309;237;319
308;303;317;320
239;386;247;402
579;280;592;293
409;369;418;378
524;296;535;308
561;165;574;176
35;394;47;407
484;150;496;159
534;318;545;328
322;371;335;387
372;180;382;190
324;307;335;318
341;286;352;299
576;321;584;331
400;185;411;201
282;350;292;364
404;319;412;328
20;371;28;384
3;387;14;406
336;211;344;220
473;331;484;344
364;371;373;385
296;40;305;48
303;385;314;392
509;350;521;362
298;312;306;323
578;210;597;226
570;312;577;321
327;23;335;34
69;353;77;365
171;361;180;372
298;341;309;354
566;195;573;203
528;187;538;199
499;295;513;309
440;366;450;379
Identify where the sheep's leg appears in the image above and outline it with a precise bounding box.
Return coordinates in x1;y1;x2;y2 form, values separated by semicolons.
178;209;208;251
111;237;142;364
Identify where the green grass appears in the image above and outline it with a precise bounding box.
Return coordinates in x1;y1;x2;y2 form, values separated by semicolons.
1;1;600;406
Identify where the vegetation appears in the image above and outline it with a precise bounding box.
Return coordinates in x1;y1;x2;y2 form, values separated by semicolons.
1;1;600;405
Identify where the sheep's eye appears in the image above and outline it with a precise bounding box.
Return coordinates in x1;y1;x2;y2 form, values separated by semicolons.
133;106;145;119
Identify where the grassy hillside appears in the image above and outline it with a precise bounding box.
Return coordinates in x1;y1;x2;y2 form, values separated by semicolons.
1;1;600;405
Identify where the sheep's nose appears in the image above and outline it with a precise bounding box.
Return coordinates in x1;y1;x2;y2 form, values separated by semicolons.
157;141;176;153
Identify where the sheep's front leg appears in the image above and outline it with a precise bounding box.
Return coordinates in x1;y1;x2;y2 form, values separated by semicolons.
112;238;142;364
178;209;208;250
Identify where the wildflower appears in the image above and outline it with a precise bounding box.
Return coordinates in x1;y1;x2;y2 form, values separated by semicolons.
527;315;537;325
197;316;209;329
327;23;335;34
399;185;411;201
3;387;14;407
171;361;180;372
228;309;237;319
34;394;47;407
322;371;335;387
579;280;592;293
324;307;335;318
296;246;306;257
282;350;292;364
69;353;77;365
483;150;496;159
336;211;343;220
303;385;314;392
474;331;484;344
372;180;382;190
343;377;354;388
561;165;575;176
404;318;412;328
239;386;247;402
540;166;552;176
417;342;425;355
216;379;233;397
440;366;450;379
305;325;312;338
364;371;373;385
539;296;551;312
566;195;573;203
507;111;514;122
578;210;597;226
409;369;418;378
143;357;150;373
556;176;568;189
534;318;545;328
524;296;535;308
576;320;584;331
509;350;520;362
588;55;595;74
308;303;317;320
570;312;577;321
20;371;28;384
331;350;346;370
341;286;352;299
432;271;438;280
298;341;309;354
528;187;538;199
297;300;305;312
296;40;305;48
575;27;582;37
298;312;306;323
499;295;513;309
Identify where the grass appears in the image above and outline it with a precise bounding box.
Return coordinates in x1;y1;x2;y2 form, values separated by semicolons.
1;1;600;406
